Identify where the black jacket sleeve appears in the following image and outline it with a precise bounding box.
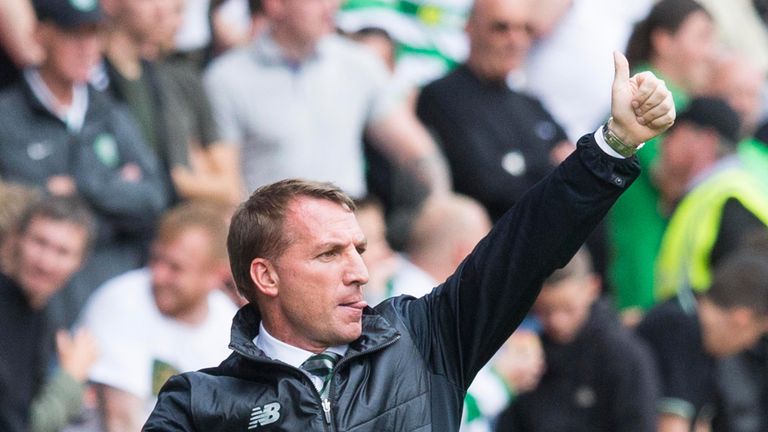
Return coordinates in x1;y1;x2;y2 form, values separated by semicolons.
402;134;640;389
142;375;195;431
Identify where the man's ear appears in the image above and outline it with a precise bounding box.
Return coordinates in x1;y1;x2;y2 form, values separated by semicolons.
250;257;279;298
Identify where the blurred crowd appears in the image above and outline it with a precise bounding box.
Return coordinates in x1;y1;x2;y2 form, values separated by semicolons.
1;0;768;431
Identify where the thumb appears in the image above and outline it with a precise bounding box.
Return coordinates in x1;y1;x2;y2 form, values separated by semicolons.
613;51;630;87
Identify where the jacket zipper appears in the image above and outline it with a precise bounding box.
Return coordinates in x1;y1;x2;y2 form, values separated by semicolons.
232;333;402;431
322;398;332;424
321;335;402;430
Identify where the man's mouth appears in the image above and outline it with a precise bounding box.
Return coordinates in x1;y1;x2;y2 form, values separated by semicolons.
340;300;368;310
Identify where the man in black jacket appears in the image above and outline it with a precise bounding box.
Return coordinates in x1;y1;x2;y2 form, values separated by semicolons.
0;197;96;432
496;248;659;432
144;52;675;431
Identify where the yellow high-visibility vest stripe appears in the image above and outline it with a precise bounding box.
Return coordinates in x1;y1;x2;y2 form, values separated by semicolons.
655;167;768;301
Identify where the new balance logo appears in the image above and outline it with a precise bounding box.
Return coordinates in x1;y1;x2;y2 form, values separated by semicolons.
248;402;281;429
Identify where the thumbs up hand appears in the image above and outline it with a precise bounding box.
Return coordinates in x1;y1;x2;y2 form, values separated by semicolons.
609;51;676;148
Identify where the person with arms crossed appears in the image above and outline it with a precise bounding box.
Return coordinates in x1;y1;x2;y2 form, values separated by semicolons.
144;52;675;431
0;0;170;327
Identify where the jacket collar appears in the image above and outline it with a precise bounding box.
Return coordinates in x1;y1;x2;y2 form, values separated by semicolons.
18;72;107;126
228;304;401;363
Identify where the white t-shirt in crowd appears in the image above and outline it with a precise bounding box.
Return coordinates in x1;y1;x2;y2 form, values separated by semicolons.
80;268;237;415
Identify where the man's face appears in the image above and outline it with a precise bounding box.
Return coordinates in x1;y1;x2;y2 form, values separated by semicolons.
699;298;768;357
655;123;707;207
269;197;369;351
533;275;599;344
150;227;220;319
466;0;533;81
712;60;764;135
661;10;716;93
270;0;340;47
155;0;185;52
39;23;103;84
14;217;88;308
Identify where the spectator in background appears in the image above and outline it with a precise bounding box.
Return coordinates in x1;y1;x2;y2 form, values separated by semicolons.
709;53;765;139
654;98;768;432
497;248;658;432
79;201;237;432
637;243;768;431
204;0;451;200
0;0;44;90
0;197;97;432
625;0;717;97
707;53;768;189
463;327;544;432
416;0;573;222
391;193;492;297
696;0;768;73
654;97;768;300
0;0;169;327
155;0;246;207
608;0;718;317
353;192;492;310
101;0;244;207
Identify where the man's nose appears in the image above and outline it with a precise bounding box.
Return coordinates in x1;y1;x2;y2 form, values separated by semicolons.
343;249;369;287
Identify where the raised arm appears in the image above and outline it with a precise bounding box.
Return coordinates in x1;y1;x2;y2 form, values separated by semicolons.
403;52;674;388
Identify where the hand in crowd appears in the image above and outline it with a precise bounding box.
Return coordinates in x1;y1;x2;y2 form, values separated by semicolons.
56;328;99;383
46;175;76;197
493;330;546;394
610;51;676;148
549;140;575;165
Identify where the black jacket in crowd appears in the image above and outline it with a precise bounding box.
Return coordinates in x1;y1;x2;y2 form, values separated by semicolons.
496;300;659;432
144;135;640;431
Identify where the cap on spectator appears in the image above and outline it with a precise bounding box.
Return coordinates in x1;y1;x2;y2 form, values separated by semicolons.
676;97;742;144
34;0;104;29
